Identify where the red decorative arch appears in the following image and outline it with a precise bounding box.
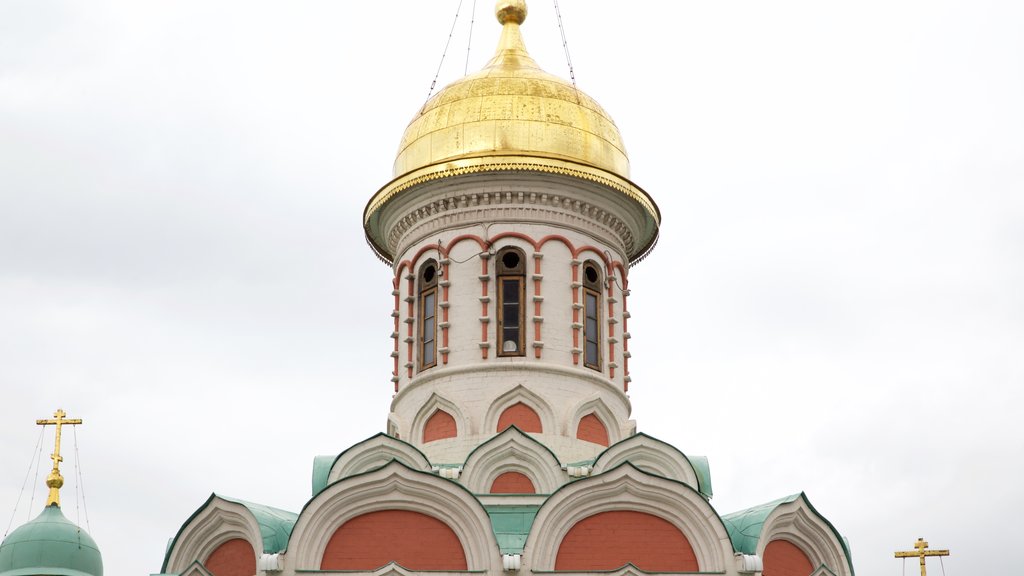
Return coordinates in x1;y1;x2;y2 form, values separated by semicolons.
497;402;543;433
490;471;536;494
576;413;609;446
423;410;457;442
205;539;255;576
763;539;814;576
321;510;468;570
555;511;698;571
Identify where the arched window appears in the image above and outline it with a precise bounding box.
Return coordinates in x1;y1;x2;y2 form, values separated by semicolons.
418;260;438;370
582;261;602;370
496;247;526;356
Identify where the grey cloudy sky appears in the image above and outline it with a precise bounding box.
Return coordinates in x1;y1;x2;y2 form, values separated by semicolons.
1;1;1022;575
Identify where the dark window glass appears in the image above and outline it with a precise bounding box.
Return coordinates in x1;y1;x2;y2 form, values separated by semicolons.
419;261;438;370
583;261;602;370
496;248;526;356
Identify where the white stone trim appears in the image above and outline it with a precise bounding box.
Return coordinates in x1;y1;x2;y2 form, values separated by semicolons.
411;393;471;441
180;561;214;576
164;496;263;574
327;435;432;483
287;461;501;573
460;428;564;494
590;434;701;490
523;464;732;573
482;384;557;436
758;495;852;576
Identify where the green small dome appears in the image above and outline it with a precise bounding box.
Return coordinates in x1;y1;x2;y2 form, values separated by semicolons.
0;505;102;576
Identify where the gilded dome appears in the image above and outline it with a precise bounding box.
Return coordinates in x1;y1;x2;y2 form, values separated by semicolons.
391;1;630;180
0;505;103;576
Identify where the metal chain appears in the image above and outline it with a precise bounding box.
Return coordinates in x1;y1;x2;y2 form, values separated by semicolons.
4;427;45;537
427;0;466;102
464;0;478;75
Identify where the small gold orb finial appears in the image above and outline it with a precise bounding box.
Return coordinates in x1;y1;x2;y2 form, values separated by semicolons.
495;0;527;25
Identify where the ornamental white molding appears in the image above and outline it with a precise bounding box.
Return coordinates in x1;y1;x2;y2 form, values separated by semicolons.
523;464;733;574
758;495;852;576
384;178;642;263
311;561;482;576
327;434;432;483
163;496;263;574
460;427;564;494
591;434;701;491
566;395;624;444
410;392;471;442
482;384;557;436
287;461;501;573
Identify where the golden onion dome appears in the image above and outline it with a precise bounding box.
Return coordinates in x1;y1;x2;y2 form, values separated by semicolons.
365;0;659;264
391;1;629;181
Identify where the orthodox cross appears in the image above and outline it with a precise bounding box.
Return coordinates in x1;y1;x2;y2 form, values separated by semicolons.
895;538;950;576
36;409;83;507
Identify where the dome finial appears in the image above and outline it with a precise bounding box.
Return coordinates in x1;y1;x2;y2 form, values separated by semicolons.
495;0;527;25
35;408;82;507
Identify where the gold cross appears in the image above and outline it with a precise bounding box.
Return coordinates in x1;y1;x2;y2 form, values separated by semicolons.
895;538;950;576
36;409;83;507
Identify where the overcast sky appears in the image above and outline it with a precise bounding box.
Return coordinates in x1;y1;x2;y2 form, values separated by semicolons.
1;1;1022;575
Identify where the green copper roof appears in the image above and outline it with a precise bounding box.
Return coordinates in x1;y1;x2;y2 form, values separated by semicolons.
721;493;801;554
485;505;540;555
688;455;713;499
721;493;854;576
0;504;103;576
312;455;334;496
216;496;297;554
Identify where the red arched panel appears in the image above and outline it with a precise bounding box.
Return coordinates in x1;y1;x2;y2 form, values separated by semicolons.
576;413;609;446
321;510;468;570
423;410;457;442
490;471;536;494
764;539;814;576
555;510;698;572
205;538;256;576
497;402;543;433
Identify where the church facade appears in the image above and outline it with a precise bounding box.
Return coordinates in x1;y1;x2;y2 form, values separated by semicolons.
156;3;855;576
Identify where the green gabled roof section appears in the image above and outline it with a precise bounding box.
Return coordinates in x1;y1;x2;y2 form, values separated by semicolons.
312;455;334;497
721;493;801;554
591;432;713;498
687;455;713;499
485;505;540;555
160;494;298;573
721;493;854;576
217;495;297;554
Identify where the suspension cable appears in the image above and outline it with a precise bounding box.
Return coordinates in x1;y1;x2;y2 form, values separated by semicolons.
26;427;47;522
552;0;579;99
4;427;45;537
73;426;91;532
464;0;478;75
427;0;466;102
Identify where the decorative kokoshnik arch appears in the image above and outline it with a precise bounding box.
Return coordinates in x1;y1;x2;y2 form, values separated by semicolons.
757;494;853;576
523;463;733;573
286;460;501;573
161;495;267;575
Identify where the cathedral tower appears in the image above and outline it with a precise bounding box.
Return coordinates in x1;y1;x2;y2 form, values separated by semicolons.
364;0;659;465
157;4;855;575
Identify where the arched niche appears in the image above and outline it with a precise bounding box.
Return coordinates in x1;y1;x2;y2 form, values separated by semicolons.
161;495;263;575
287;461;501;573
327;433;432;484
460;427;564;494
523;464;732;574
483;385;555;434
411;393;468;443
567;396;623;446
757;494;853;576
591;433;702;493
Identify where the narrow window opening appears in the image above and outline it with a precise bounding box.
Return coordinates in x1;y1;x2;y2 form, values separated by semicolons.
496;247;526;356
419;260;438;370
583;261;602;370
